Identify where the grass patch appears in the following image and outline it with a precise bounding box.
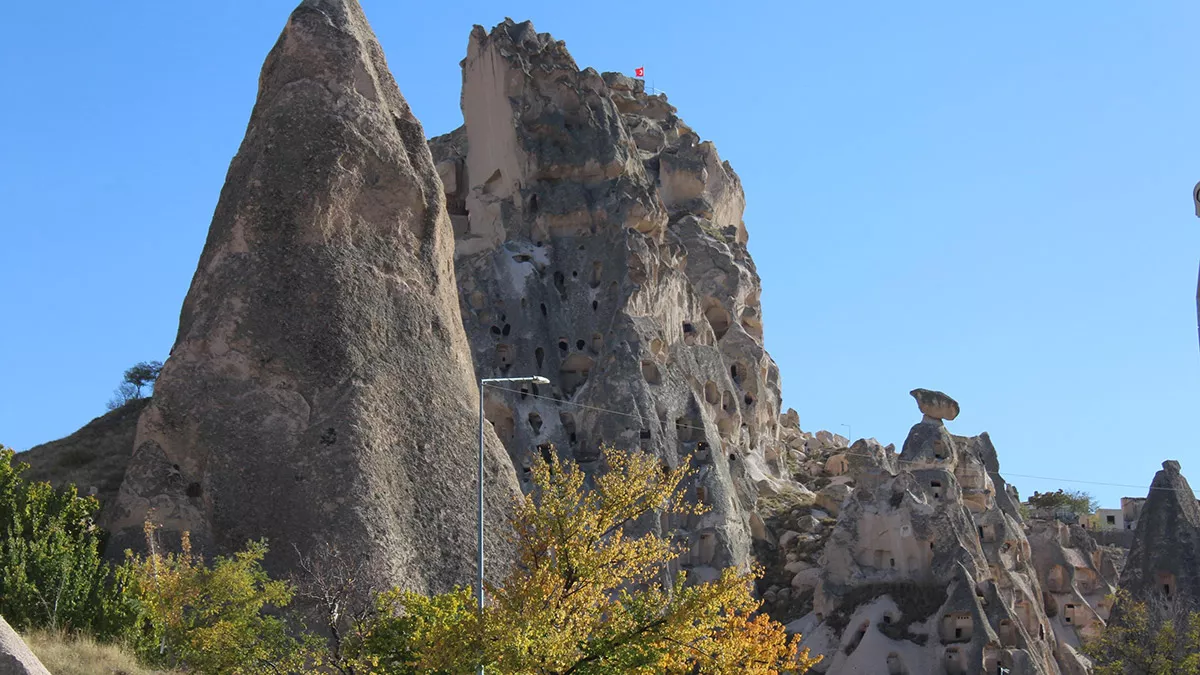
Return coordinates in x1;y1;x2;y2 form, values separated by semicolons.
22;629;178;675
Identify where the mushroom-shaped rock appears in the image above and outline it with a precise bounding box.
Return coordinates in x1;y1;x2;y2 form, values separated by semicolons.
910;388;960;422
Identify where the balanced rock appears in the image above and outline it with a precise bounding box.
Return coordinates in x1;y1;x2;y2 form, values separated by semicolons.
910;387;959;422
110;0;519;594
1118;460;1200;615
433;19;786;574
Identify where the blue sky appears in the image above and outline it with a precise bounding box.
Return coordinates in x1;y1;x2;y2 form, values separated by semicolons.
2;1;1197;508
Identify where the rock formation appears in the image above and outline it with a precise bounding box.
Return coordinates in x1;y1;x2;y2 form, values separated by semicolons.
1117;460;1200;615
1026;518;1122;673
0;616;49;675
431;19;790;577
109;0;519;594
792;391;1066;675
17;398;149;527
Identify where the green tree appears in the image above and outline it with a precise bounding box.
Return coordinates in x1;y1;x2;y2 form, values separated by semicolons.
0;445;141;640
125;522;319;675
1026;489;1098;516
1084;590;1200;675
107;360;163;409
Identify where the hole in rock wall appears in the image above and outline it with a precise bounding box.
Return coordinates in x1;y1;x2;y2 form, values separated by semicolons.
722;390;735;413
554;271;567;299
589;261;602;288
496;344;514;371
640;429;652;440
682;322;696;344
528;412;543;435
729;453;737;462
642;360;662;384
744;392;755;407
930;481;942;500
559;354;595;397
538;444;554;467
520;386;528;400
704;381;720;405
730;363;743;386
1158;571;1176;598
704;303;731;340
592;300;598;312
535;347;545;371
560;412;577;445
998;619;1016;647
186;482;202;498
676;415;701;442
502;324;511;336
558;338;569;352
576;339;585;350
490;325;501;335
528;193;538;214
540;303;547;317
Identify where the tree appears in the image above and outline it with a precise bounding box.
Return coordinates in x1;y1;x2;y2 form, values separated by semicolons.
0;446;141;640
1084;590;1200;675
1026;489;1098;516
107;360;163;409
353;446;820;674
125;522;317;674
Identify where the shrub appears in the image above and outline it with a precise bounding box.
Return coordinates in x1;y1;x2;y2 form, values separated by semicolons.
0;445;141;640
125;523;318;675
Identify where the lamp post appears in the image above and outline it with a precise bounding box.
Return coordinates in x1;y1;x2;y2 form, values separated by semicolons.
477;375;549;674
840;423;852;446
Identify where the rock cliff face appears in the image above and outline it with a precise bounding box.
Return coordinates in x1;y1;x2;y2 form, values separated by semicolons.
1118;460;1200;615
791;391;1065;675
110;0;519;593
431;19;789;577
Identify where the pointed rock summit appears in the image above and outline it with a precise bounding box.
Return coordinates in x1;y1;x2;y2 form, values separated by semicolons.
1119;460;1200;614
110;0;518;593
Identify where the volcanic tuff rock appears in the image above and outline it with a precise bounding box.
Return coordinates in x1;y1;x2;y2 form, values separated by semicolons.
17;398;149;528
1118;460;1200;615
432;19;787;576
110;0;520;593
794;392;1064;675
1026;518;1121;672
0;616;49;675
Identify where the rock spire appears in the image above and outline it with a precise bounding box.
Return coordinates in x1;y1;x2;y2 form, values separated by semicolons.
1118;460;1200;615
110;0;519;593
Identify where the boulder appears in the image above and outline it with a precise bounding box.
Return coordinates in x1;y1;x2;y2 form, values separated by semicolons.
0;617;49;675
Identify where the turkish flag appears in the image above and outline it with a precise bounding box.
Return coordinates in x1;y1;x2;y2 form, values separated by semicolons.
635;67;644;78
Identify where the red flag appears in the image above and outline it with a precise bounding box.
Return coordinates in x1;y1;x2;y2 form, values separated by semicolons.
635;66;644;78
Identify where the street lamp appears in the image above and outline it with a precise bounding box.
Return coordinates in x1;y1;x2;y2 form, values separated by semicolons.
477;375;549;674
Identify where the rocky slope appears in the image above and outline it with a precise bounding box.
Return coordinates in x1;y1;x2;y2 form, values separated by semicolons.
16;399;149;527
108;0;519;594
431;18;790;579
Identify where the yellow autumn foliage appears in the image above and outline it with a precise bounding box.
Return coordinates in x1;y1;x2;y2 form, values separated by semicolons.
355;446;820;674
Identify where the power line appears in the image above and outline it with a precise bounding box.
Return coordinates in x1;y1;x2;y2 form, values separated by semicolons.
480;382;1189;495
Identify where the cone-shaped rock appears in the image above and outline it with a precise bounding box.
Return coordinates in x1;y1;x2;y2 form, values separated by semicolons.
1118;460;1200;614
110;0;519;593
